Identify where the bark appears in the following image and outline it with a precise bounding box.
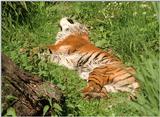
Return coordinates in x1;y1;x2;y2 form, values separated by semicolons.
2;53;64;116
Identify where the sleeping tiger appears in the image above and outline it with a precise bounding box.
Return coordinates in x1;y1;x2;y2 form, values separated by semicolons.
40;17;139;99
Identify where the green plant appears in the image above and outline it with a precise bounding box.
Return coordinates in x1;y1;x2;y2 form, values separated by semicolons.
43;105;50;116
131;50;159;116
4;107;17;117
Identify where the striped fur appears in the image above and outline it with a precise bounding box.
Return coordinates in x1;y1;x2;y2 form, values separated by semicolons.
46;18;139;98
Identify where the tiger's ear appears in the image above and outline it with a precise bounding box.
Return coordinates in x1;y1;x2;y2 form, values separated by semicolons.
81;32;89;41
47;44;55;53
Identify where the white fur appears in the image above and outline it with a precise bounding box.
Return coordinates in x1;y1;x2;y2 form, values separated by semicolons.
56;17;88;41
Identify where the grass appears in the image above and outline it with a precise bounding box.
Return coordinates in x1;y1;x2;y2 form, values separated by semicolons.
2;1;159;116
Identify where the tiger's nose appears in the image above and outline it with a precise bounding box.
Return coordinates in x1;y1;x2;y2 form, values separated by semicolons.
66;18;74;24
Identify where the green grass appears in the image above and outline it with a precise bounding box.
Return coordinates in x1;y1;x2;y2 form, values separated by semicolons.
2;2;159;116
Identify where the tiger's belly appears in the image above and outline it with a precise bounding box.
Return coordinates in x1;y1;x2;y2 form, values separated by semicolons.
50;52;108;81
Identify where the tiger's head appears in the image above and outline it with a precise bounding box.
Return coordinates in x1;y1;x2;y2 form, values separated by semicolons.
55;17;89;44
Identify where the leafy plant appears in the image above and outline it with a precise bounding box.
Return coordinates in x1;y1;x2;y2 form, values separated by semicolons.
4;107;17;117
43;105;50;116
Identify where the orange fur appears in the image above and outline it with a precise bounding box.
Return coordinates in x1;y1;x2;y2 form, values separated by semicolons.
48;34;90;54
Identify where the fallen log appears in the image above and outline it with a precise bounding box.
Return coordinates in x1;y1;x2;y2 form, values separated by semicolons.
2;53;64;116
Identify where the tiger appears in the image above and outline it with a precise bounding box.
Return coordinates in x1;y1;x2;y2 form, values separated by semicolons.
40;17;139;99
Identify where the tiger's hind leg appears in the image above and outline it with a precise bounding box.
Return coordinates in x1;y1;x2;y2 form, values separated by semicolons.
81;82;108;99
81;66;116;99
81;70;110;99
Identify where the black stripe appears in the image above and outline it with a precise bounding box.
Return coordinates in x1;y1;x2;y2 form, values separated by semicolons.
88;77;102;88
98;55;109;63
113;75;133;84
80;52;94;65
110;69;126;82
77;53;89;66
78;52;93;66
66;58;70;63
119;81;136;88
94;52;103;60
